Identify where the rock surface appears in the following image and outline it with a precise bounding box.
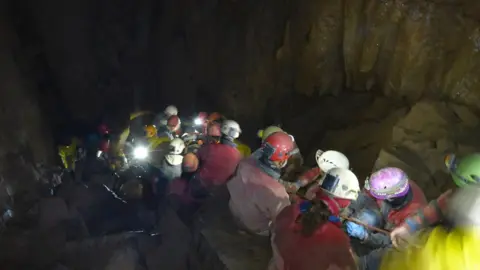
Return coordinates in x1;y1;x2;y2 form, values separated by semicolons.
373;101;480;199
38;197;69;229
311;96;409;182
61;232;155;270
191;188;271;270
145;206;191;270
0;0;55;227
318;100;480;200
2;0;478;146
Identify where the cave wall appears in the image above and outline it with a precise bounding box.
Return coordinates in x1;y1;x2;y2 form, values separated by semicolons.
19;0;480;146
162;0;480;133
0;0;54;211
156;0;480;153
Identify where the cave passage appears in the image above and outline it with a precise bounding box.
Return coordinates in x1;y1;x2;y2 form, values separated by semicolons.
1;0;480;269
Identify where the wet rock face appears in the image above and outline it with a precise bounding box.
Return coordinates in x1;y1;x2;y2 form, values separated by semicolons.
10;0;480;145
0;2;54;218
4;0;480;200
342;0;480;105
296;98;480;200
373;101;480;199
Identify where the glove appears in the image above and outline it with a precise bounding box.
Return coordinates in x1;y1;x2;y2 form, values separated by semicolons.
304;185;319;200
346;221;368;240
390;225;411;248
299;201;312;213
285;183;300;193
296;179;309;187
328;215;341;223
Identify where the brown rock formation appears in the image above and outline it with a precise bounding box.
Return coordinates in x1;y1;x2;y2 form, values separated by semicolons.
3;0;480;204
0;0;54;218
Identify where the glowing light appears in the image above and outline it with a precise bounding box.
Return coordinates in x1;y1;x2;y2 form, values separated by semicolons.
133;146;148;160
194;118;203;126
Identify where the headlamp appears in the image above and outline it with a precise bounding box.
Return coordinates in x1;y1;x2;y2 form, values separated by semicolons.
194;118;203;126
133;146;148;160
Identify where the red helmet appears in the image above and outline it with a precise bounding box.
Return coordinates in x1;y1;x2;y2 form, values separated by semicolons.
207;122;221;137
167;115;181;131
98;124;109;135
207;112;222;123
261;132;295;162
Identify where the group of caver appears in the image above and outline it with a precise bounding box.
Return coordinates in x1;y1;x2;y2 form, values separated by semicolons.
173;122;480;270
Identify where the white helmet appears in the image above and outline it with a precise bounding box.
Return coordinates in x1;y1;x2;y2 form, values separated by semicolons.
315;150;350;172
221;120;242;139
165;154;183;166
319;167;360;200
164;105;178;117
169;138;185;155
447;183;480;227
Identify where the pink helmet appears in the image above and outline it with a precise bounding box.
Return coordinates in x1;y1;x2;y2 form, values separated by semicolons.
198;112;208;120
365;167;409;200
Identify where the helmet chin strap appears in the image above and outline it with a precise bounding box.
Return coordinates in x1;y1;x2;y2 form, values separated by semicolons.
220;136;237;147
255;158;282;180
277;160;288;169
386;188;412;210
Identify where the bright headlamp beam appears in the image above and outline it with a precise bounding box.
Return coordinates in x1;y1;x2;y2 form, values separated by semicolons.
194;118;203;126
133;146;148;160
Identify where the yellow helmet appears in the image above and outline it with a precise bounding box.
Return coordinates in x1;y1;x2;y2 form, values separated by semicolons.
380;226;480;270
144;125;157;138
129;111;153;120
257;125;283;141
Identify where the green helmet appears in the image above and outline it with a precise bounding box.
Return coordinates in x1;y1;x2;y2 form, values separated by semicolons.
257;126;283;142
445;153;480;187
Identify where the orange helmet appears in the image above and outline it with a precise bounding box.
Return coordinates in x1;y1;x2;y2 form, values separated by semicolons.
167;115;181;131
207;112;222;123
144;125;157;138
183;152;199;172
261;132;295;162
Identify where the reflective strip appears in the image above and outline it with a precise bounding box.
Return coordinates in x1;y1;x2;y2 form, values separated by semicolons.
370;180;409;198
417;210;428;227
405;218;419;232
